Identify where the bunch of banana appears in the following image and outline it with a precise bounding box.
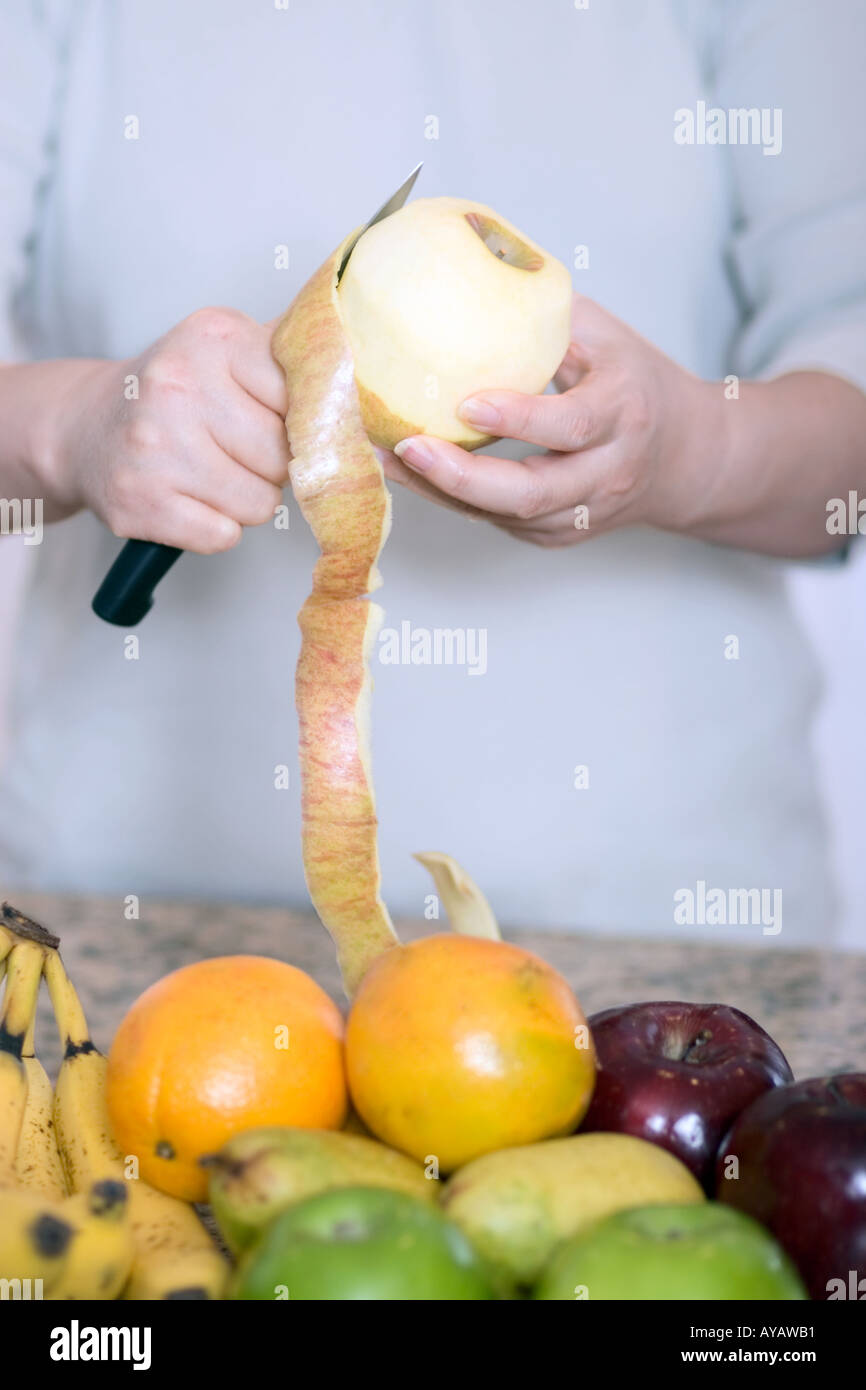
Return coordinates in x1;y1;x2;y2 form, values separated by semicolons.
0;917;133;1299
43;948;229;1300
0;926;43;1189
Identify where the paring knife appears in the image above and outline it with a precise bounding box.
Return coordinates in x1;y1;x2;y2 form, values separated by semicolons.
91;162;423;626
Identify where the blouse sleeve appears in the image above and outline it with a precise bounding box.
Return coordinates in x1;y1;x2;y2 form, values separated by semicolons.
710;0;866;395
0;0;69;360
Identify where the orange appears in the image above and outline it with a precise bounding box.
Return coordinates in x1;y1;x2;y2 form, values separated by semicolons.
106;955;347;1201
345;934;596;1172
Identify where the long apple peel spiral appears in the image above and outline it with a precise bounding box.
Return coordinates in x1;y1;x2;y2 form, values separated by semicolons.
273;201;570;994
273;233;399;997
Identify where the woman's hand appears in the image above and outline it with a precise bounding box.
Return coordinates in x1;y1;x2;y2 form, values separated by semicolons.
25;307;291;553
384;296;723;548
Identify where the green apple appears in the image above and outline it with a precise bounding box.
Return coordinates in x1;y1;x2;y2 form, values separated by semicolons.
230;1186;497;1301
534;1203;808;1300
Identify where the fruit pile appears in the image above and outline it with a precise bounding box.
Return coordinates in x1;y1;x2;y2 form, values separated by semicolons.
2;894;863;1300
254;194;857;1300
4;196;862;1304
0;905;228;1300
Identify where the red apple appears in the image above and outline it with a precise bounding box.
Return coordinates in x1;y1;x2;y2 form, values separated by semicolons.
716;1073;866;1300
580;1001;793;1188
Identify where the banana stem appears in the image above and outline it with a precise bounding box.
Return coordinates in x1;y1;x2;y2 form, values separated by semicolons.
43;950;93;1053
414;852;501;940
22;997;37;1058
0;903;60;950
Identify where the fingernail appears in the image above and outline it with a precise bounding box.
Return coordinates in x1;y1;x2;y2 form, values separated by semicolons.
394;437;433;471
459;396;501;430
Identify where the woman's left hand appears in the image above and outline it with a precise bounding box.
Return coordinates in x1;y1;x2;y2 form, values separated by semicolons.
383;295;725;548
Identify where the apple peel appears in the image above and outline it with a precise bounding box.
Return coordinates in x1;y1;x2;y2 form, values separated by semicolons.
273;234;398;995
414;852;501;940
272;234;392;601
273;202;557;995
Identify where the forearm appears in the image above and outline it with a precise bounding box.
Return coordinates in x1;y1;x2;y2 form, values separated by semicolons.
0;359;108;521
677;372;866;558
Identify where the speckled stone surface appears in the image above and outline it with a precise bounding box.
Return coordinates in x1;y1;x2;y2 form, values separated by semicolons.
7;891;865;1081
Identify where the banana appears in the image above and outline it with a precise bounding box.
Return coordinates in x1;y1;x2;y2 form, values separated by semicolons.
0;940;44;1186
0;1183;76;1294
43;950;229;1300
14;958;68;1200
0;1178;134;1299
46;1178;134;1300
15;1055;68;1199
0;916;134;1300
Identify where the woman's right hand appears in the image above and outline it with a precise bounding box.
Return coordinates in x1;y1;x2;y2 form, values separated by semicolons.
41;307;291;553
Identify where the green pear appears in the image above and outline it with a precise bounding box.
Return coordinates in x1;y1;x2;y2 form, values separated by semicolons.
205;1127;436;1254
441;1132;704;1288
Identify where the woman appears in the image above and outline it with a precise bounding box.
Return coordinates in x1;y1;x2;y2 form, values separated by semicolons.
0;0;863;944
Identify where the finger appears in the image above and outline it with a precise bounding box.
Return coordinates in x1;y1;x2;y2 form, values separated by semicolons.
569;293;625;351
208;385;292;485
115;491;243;555
227;325;289;415
381;449;486;520
457;385;609;452
174;436;284;528
392;437;593;521
553;341;593;393
492;506;596;547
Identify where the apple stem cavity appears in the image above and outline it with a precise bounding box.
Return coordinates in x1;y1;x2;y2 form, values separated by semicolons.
681;1029;713;1064
463;213;544;272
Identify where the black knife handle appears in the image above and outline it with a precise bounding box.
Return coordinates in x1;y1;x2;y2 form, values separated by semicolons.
92;540;183;626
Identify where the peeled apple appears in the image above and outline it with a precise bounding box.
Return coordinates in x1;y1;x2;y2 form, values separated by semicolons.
337;196;572;449
271;196;572;994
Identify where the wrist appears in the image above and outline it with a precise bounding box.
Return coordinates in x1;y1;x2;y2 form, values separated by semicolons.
31;359;116;514
649;374;737;536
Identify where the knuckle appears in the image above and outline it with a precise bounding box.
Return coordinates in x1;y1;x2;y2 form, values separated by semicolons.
123;413;163;457
513;480;548;521
624;386;652;436
140;353;192;398
201;519;242;554
250;486;283;526
607;452;642;500
445;457;473;501
514;398;540;438
562;406;595;450
185;305;244;342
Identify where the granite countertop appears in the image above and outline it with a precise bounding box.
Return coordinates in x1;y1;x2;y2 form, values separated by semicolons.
8;891;866;1080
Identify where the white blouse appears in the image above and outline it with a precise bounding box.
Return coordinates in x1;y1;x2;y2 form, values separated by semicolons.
0;0;864;945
